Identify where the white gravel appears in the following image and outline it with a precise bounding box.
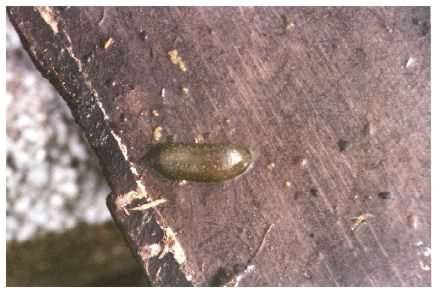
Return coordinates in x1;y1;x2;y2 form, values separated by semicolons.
6;21;111;242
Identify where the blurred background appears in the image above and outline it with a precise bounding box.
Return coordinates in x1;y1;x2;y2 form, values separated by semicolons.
6;20;147;286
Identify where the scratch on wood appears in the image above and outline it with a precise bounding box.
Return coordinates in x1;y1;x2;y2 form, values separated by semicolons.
367;225;406;285
35;6;59;33
321;254;341;286
130;198;168;211
97;7;107;25
249;223;274;264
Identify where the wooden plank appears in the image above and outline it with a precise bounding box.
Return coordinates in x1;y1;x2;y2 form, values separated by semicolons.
8;6;430;286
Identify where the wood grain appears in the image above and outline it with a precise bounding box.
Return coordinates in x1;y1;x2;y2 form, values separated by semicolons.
8;7;430;286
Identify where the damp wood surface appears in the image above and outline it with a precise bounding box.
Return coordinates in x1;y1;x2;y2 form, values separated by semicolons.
8;7;430;286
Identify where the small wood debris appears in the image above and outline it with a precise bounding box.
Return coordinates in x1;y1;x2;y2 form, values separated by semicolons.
181;86;190;96
130;198;167;211
407;214;419;229
103;37;114;49
152;109;160;117
282;15;295;31
422;247;431;257
362;121;376;136
115;189;149;215
160;88;166;98
299;158;308;167
159;227;177;259
153;126;163;142
168;49;188;72
405;57;415;68
285;181;292;188
178;180;188;186
139;29;149;41
351;213;374;231
419;260;430;271
303;271;312;280
267;162;276;170
194;134;204;144
286;22;295;31
216;265;255;287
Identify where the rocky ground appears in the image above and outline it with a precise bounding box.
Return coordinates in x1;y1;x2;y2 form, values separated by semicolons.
6;21;112;242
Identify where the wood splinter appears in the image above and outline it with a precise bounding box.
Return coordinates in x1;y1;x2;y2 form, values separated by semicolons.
130;198;168;211
351;213;374;231
212;223;275;286
115;189;149;216
251;223;274;262
103;37;114;49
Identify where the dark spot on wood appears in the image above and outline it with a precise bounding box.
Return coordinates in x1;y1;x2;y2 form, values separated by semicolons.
251;198;262;209
139;30;148;40
165;134;177;143
362;122;373;136
209;265;245;287
337;139;349;152
7;153;16;170
210;268;233;286
303;270;312;280
310;188;319;197
83;52;94;64
294;191;303;200
354;47;366;58
420;21;430;36
378;191;392;199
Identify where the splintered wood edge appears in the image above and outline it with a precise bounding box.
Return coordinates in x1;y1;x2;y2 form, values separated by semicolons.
107;190;194;286
8;6;195;286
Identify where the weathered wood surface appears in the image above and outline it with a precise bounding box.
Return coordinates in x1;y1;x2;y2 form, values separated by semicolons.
8;7;430;286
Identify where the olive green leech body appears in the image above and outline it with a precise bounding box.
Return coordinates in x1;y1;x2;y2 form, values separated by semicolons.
148;143;252;182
